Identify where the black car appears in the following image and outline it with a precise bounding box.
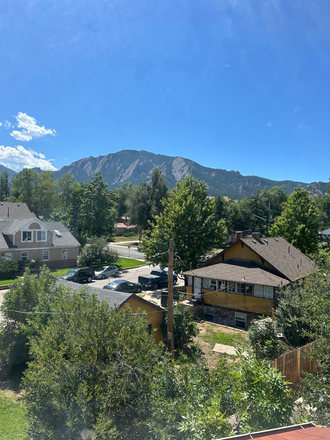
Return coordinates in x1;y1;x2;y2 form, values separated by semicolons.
59;267;95;283
103;279;142;293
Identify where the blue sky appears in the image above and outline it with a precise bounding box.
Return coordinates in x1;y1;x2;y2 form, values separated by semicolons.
0;0;329;184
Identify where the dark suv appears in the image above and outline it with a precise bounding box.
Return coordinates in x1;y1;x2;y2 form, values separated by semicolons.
59;267;95;283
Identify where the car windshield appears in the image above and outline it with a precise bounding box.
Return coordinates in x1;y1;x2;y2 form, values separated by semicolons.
109;280;123;287
65;270;76;276
95;266;106;272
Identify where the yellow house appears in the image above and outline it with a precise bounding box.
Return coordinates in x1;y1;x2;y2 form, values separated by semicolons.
183;232;315;329
59;280;165;343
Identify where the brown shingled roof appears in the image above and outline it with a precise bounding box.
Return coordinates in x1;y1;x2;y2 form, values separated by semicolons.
240;237;315;282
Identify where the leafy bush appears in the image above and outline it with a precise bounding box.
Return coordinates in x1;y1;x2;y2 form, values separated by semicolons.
78;236;119;267
248;318;287;360
166;303;199;349
0;260;18;280
122;232;135;237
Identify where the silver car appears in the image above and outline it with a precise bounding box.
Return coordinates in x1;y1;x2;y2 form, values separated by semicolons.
94;265;119;279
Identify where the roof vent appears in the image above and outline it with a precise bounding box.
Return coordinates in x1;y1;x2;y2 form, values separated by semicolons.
17;203;20;206
0;203;3;206
275;238;279;242
264;239;268;245
252;239;256;244
54;229;62;237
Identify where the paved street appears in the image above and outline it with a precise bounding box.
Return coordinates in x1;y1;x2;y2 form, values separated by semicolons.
108;243;145;260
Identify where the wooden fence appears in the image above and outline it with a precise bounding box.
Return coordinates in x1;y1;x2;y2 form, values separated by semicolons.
272;342;317;384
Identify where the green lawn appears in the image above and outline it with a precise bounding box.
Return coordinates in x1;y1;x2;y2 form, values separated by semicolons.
117;258;146;269
0;391;28;439
0;278;21;286
200;325;250;349
112;235;139;243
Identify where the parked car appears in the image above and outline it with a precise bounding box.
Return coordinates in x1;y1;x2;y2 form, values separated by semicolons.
103;279;142;293
94;265;119;279
59;267;95;283
138;269;178;290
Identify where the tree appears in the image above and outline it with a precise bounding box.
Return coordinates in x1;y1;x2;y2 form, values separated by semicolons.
127;168;168;231
0;170;10;200
166;303;199;349
248;318;287;360
142;176;227;273
66;172;115;244
23;291;166;440
78;236;119;267
113;182;132;218
270;187;320;254
0;268;57;376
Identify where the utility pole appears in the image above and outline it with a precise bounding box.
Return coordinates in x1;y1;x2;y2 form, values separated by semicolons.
167;239;174;357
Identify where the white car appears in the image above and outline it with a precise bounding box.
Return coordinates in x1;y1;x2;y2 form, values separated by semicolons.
94;265;119;279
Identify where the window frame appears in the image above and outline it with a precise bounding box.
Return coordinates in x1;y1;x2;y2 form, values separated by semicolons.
22;231;32;242
62;249;68;260
42;250;49;261
37;230;47;242
21;251;28;260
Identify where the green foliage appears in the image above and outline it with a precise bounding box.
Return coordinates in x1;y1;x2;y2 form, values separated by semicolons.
78;236;119;267
66;172;115;244
248;319;286;360
0;268;56;375
270;187;320;254
142;176;227;272
128;168;168;230
232;355;294;432
0;259;18;280
23;294;165;440
122;231;136;237
168;303;199;349
0;170;10;201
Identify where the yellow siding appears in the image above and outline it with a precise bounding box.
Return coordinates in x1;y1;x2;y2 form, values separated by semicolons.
186;286;193;300
203;289;273;315
125;296;164;344
209;242;274;269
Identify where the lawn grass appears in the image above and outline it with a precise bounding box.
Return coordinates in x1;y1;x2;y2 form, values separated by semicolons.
112;235;139;243
200;325;249;349
53;267;75;277
0;278;21;286
117;257;146;270
0;391;28;439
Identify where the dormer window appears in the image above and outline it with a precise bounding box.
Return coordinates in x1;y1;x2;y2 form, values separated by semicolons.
22;231;32;242
37;231;46;241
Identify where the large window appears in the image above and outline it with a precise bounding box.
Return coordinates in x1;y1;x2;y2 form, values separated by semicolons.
21;251;28;260
43;250;49;261
37;231;46;241
236;283;245;294
254;285;264;298
22;231;32;242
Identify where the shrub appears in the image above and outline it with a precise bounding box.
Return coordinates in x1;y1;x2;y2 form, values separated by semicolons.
79;236;119;267
0;260;18;280
122;232;135;237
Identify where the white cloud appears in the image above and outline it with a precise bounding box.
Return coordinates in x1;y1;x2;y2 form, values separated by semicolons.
10;112;56;142
0;145;57;171
0;122;2;126
4;121;13;129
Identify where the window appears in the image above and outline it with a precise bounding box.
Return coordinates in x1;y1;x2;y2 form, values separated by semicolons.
227;282;236;293
22;231;32;242
187;276;192;286
37;231;46;241
264;286;274;299
43;250;49;261
235;312;246;329
209;279;217;290
237;283;245;294
21;251;28;260
245;284;253;296
219;281;227;291
254;285;264;297
62;249;68;260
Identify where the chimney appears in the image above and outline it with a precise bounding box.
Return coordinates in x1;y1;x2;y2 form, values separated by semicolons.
288;246;290;254
235;231;243;242
252;231;261;241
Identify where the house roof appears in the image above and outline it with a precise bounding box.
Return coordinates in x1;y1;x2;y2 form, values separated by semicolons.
0;218;36;234
0;201;34;219
216;423;330;440
183;259;290;287
57;280;164;312
205;237;315;283
44;221;81;247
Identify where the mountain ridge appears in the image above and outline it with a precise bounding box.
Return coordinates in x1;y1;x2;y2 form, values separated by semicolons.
3;150;327;199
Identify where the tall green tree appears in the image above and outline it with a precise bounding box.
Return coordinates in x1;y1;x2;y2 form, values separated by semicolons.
142;176;227;272
270;187;320;254
66;172;115;244
0;170;10;200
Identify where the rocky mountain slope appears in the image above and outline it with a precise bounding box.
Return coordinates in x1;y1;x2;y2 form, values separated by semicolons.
52;150;327;199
